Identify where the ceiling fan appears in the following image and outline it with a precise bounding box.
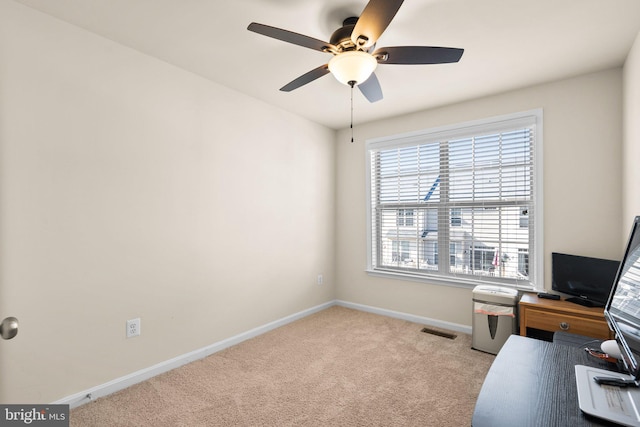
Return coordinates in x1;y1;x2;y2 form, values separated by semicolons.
247;0;464;103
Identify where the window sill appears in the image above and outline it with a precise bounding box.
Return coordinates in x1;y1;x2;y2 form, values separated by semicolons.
365;268;537;292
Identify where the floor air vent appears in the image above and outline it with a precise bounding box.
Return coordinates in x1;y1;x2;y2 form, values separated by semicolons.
421;327;457;340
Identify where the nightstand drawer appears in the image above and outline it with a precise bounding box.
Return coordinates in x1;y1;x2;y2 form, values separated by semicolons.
524;309;610;339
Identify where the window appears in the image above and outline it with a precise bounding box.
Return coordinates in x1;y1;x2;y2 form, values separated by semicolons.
366;110;542;289
518;248;529;277
450;242;457;266
392;241;411;262
519;208;529;228
397;209;415;227
451;208;462;227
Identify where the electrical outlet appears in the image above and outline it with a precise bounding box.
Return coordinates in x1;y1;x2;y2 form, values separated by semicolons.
126;318;141;338
317;274;323;285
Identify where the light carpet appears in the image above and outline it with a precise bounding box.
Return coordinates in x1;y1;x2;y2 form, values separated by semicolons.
70;306;495;426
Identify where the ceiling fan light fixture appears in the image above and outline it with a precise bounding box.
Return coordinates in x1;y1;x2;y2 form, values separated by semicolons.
328;51;377;86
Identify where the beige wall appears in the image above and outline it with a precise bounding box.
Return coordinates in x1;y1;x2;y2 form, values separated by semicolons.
335;69;624;326
0;2;336;403
623;32;640;235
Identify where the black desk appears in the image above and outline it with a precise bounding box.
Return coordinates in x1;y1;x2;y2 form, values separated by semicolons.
472;335;620;426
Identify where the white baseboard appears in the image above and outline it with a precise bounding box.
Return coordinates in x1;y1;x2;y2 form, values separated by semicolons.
55;300;335;409
335;300;472;335
56;299;469;409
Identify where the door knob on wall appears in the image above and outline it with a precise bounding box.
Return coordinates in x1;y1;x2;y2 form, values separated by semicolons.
0;317;19;340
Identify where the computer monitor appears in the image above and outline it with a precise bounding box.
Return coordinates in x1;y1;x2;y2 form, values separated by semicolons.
604;216;640;381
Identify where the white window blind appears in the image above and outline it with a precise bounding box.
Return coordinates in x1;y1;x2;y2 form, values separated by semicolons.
366;110;542;290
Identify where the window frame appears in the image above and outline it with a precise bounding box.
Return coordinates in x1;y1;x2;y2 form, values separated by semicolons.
365;110;544;291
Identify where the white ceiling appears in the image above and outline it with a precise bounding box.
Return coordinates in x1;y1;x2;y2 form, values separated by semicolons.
13;0;640;130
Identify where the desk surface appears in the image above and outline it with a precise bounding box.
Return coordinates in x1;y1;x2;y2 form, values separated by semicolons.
472;335;619;427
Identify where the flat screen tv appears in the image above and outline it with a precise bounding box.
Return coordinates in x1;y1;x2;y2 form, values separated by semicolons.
604;216;640;381
552;252;620;307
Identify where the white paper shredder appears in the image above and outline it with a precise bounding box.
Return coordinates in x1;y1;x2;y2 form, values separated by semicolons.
472;285;519;354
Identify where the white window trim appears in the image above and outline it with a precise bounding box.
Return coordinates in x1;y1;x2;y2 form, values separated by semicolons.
365;109;544;291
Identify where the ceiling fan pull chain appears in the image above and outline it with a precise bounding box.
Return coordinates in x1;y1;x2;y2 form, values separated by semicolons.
349;80;355;143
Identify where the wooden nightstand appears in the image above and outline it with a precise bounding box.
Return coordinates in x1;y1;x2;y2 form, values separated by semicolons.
519;293;612;340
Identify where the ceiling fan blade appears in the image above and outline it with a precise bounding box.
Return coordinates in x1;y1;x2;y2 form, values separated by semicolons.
358;73;383;103
280;65;330;92
248;23;336;53
351;0;404;48
373;46;464;64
